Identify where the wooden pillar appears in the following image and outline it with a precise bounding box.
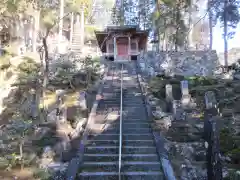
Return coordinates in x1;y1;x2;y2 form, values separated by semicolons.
114;36;117;60
128;36;131;61
136;40;139;54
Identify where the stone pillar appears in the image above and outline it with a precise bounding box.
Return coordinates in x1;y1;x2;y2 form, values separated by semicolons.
203;91;222;180
128;36;131;61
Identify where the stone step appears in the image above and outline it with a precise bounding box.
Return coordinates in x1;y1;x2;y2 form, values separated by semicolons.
87;139;155;146
122;146;157;154
93;119;120;124
81;162;117;172
85;146;118;154
95;127;152;134
89;134;153;141
122;161;162;172
122;118;148;122
94;122;151;128
85;146;157;154
78;171;164;180
122;122;151;128
81;161;161;172
83;153;159;162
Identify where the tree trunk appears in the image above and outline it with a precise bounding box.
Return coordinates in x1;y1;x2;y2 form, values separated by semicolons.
70;12;74;46
223;0;228;70
32;10;40;53
188;2;193;49
19;139;24;170
42;37;49;94
157;31;160;52
41;37;49;121
81;9;85;48
208;0;213;50
120;0;124;26
175;12;180;51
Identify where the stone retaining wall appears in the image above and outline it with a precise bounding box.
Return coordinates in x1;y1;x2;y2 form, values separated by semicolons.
139;50;219;77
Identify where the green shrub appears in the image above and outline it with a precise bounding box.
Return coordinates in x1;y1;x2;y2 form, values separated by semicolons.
220;128;238;154
33;168;52;180
18;57;40;75
185;76;218;87
228;148;240;164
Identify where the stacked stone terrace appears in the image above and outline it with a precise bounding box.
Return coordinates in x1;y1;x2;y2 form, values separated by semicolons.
139;50;219;77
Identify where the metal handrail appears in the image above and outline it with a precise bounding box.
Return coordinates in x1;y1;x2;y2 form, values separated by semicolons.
118;63;123;180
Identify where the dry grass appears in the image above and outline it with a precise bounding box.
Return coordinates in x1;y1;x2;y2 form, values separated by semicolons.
64;91;79;107
39;89;85;109
0;168;36;180
39;91;56;109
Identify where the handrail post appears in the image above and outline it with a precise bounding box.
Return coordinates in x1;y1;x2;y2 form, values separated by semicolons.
118;63;123;180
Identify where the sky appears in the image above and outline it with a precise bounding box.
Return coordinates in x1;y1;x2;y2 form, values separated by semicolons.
213;23;240;53
198;0;240;53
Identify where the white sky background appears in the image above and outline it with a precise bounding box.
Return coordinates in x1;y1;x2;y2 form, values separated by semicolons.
213;23;240;53
198;0;240;53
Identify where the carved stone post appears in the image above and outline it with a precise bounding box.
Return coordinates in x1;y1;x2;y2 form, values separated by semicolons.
56;89;66;123
204;91;222;180
30;88;38;120
165;84;173;112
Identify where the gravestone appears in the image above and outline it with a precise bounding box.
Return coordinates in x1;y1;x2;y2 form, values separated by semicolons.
180;80;191;107
165;84;173;112
78;91;87;110
181;80;189;95
56;94;62;119
30;89;38;119
166;84;173;102
58;95;67;123
172;100;185;121
55;89;66;123
149;67;155;77
204;91;217;109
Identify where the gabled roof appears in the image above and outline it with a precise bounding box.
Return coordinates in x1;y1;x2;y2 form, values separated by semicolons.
95;25;149;52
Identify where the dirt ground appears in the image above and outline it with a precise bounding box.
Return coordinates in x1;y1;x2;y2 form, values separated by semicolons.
0;168;36;180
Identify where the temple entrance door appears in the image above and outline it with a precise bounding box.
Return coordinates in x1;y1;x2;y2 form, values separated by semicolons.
117;39;128;60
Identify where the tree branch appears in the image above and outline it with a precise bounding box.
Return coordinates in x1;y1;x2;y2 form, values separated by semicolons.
44;12;71;38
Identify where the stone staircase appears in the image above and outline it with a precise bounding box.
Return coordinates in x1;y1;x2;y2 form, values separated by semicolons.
71;22;82;52
77;62;164;179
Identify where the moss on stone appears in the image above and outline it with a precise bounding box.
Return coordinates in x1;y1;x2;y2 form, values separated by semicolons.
185;76;218;88
227;148;240;164
220;128;237;153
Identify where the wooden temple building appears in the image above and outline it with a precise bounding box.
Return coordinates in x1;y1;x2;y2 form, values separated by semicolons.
95;25;148;61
